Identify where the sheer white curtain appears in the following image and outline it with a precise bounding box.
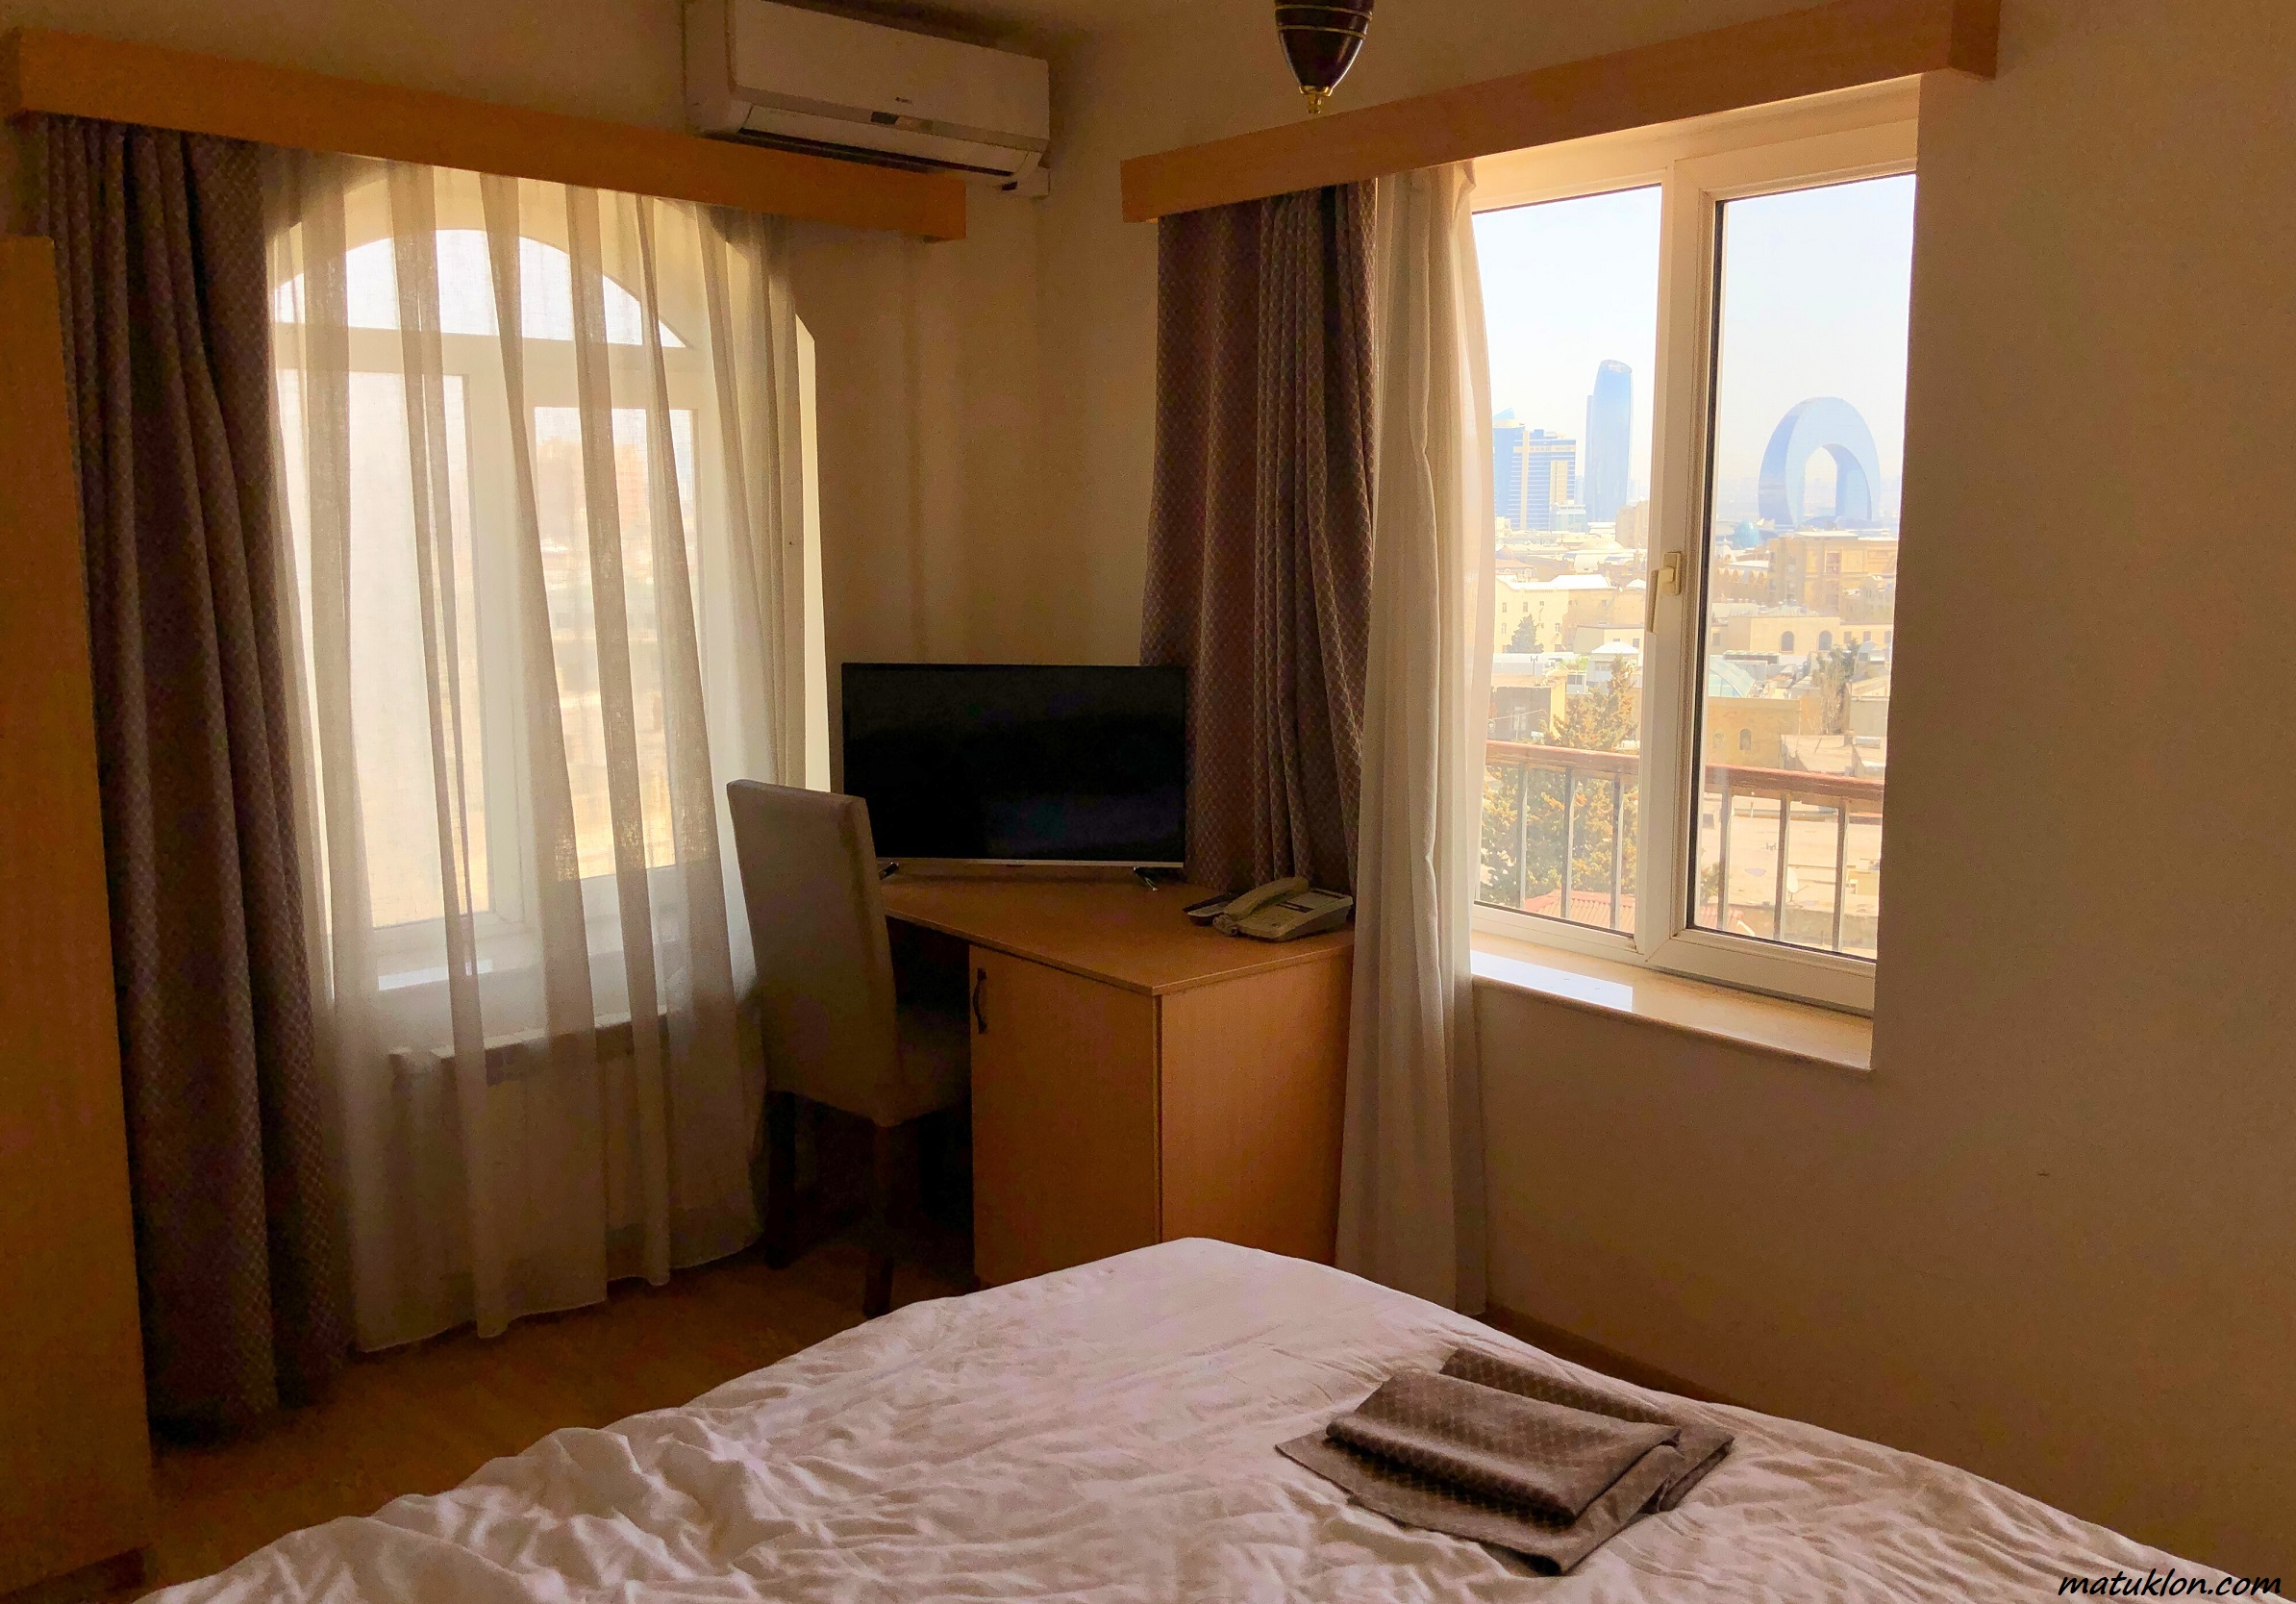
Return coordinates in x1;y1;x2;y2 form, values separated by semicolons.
265;153;810;1349
1337;163;1494;1312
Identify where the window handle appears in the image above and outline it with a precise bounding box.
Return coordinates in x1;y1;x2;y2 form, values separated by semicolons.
1644;549;1685;633
972;966;987;1034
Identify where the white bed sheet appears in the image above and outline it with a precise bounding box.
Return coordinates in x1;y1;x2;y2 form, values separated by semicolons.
158;1241;2218;1601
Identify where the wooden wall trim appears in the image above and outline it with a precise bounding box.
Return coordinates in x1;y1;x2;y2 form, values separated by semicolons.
0;236;155;1596
1119;0;1997;222
1;27;967;240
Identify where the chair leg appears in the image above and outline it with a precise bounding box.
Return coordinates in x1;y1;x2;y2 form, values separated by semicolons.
763;1090;798;1269
863;1121;898;1317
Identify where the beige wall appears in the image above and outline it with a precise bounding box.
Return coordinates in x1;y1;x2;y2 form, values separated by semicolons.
788;191;1054;726
1034;0;2296;1574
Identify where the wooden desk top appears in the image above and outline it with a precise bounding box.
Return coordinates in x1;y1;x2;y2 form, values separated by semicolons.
879;873;1353;996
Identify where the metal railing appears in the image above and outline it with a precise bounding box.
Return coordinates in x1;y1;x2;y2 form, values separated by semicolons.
1703;761;1884;951
1484;741;1639;932
1482;740;1885;953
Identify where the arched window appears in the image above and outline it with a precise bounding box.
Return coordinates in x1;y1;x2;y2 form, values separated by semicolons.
1818;630;1834;649
1780;630;1796;652
269;182;810;940
1738;727;1754;753
274;229;686;346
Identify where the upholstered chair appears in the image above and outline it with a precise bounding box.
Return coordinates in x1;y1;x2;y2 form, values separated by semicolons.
726;780;968;1316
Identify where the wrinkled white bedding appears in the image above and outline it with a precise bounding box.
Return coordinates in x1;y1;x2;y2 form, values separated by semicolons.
160;1241;2216;1601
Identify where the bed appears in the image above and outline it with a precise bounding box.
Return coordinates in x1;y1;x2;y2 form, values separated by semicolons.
158;1240;2218;1601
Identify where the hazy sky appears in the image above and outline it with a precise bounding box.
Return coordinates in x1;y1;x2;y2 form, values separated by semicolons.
1474;173;1916;505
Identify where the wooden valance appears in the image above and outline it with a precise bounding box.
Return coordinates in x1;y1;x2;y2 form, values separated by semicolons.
2;27;966;240
1120;0;1996;223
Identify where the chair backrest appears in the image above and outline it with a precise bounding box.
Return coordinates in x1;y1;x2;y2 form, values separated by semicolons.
725;780;899;1121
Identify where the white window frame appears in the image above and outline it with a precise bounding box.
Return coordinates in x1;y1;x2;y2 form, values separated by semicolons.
1469;80;1921;1015
330;320;715;965
281;219;824;994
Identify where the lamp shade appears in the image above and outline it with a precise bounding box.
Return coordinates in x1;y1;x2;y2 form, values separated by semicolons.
1275;2;1373;113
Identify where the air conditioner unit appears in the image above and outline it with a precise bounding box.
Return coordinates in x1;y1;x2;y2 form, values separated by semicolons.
686;0;1050;195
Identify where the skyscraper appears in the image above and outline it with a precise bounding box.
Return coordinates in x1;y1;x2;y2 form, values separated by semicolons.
1493;411;1581;533
1584;359;1632;523
1522;431;1577;530
1492;410;1529;529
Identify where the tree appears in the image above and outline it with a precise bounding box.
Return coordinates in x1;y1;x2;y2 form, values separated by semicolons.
1549;658;1638;752
1506;613;1545;653
1482;662;1639;917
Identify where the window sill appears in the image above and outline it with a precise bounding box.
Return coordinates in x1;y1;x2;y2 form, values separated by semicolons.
1469;930;1872;1074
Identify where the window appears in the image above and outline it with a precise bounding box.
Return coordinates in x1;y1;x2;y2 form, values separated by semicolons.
270;167;824;1012
1479;186;1658;935
275;224;711;938
1472;87;1916;1012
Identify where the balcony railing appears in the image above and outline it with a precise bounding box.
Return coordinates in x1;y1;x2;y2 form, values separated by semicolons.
1483;740;1639;932
1482;739;1885;956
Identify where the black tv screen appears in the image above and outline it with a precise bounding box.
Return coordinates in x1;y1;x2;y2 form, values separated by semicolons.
841;664;1188;865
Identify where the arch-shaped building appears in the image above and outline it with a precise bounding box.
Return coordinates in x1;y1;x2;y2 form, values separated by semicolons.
1757;397;1883;529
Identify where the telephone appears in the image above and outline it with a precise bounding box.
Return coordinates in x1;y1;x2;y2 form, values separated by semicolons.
1187;875;1356;941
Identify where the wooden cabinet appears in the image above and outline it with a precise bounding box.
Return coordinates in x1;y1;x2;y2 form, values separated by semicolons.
882;876;1352;1289
0;238;155;1597
1155;954;1352;1262
967;950;1160;1286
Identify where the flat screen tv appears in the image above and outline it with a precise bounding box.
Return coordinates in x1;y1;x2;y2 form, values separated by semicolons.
841;664;1187;866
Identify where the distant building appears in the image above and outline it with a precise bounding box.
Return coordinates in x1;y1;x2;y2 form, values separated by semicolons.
1492;572;1636;652
1711;554;1771;604
1705;693;1815;768
1757;397;1884;528
1614;499;1650;549
1585;638;1642;682
1571;623;1644;656
1767;533;1899;613
1489;655;1570;741
1848;672;1891;739
1492;575;1573;652
1493;411;1580;531
1584;361;1633;523
1713;608;1844;657
1492;412;1529;528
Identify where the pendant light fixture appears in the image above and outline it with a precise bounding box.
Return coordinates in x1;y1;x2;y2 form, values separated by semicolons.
1275;2;1374;114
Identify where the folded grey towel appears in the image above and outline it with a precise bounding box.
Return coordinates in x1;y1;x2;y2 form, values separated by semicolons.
1326;1370;1678;1521
1278;1346;1734;1574
1440;1346;1734;1514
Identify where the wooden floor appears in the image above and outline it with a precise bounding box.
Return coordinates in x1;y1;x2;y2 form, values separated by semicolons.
123;1237;963;1595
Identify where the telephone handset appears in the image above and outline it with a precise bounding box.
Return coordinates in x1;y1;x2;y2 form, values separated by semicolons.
1189;875;1355;941
1224;876;1308;919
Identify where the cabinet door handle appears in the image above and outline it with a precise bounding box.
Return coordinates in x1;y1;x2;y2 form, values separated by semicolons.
971;966;987;1034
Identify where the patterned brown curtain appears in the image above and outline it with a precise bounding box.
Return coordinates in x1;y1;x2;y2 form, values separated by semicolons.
35;116;347;1430
1142;184;1377;894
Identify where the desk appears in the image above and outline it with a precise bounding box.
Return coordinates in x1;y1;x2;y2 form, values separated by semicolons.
879;874;1353;1286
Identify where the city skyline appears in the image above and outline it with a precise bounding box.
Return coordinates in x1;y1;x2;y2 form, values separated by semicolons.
1474;174;1915;502
1476;186;1660;500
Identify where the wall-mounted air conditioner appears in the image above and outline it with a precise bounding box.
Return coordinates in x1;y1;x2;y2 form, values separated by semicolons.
686;0;1051;196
